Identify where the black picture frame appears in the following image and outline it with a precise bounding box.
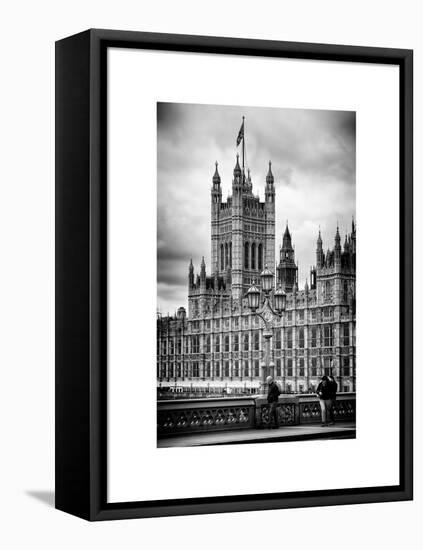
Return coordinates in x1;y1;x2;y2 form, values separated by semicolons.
55;28;413;521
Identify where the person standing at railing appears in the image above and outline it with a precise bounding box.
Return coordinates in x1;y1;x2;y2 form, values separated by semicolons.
266;375;281;429
327;375;338;425
316;375;331;427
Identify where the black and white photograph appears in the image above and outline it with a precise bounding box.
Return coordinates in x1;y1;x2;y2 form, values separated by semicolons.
156;102;356;447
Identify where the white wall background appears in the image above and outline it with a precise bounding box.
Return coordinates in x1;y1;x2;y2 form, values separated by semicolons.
0;1;420;548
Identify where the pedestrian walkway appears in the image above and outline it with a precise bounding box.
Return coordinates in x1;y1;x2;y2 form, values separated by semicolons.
157;422;356;448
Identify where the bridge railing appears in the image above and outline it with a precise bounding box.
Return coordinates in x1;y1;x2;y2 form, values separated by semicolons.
157;393;356;437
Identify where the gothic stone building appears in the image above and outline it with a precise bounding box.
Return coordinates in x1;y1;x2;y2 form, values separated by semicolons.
157;156;356;396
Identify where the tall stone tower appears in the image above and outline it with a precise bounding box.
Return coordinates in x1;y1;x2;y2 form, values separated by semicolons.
231;154;244;301
264;162;276;271
210;162;222;277
276;223;298;292
315;223;356;306
209;154;276;302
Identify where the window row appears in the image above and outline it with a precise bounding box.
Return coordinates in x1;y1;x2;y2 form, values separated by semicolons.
160;324;351;354
188;306;347;330
158;356;354;379
185;306;353;332
220;242;232;271
244;241;264;270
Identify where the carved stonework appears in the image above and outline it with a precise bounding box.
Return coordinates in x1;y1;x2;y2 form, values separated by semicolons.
157;404;255;434
259;403;296;426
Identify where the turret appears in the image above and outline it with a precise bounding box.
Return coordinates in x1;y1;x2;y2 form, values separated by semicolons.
351;217;356;255
277;222;297;292
334;225;341;268
316;229;324;269
200;256;206;286
335;225;341;247
344;234;349;252
282;223;293;251
188;259;194;289
265;161;275;204
233;154;242;181
264;161;276;270
246;168;253;194
211;162;222;277
230;154;244;301
211;161;222;203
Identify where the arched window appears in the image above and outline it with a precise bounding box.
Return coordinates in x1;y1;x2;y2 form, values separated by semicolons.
243;333;249;351
251;243;256;270
225;243;228;269
229;242;232;268
298;328;305;348
244;360;249;377
253;331;260;350
205;335;211;353
220;244;224;271
244;242;249;269
214;335;220;353
324;325;333;347
258;243;263;270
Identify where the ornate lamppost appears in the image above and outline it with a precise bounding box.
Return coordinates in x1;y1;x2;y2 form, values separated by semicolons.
246;265;286;395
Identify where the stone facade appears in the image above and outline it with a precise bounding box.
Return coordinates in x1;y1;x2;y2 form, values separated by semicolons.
157;157;356;395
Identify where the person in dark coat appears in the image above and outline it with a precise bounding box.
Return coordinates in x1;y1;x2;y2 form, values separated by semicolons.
327;375;338;425
316;375;331;426
266;375;281;429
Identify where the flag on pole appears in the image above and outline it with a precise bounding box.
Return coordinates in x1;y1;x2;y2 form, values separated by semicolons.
236;120;244;146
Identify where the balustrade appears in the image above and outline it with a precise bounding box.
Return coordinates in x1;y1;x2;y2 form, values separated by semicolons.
157;397;256;435
157;393;356;436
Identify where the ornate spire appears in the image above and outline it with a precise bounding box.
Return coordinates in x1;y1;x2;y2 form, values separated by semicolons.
284;222;290;236
233;154;242;177
304;278;309;293
245;168;252;193
200;256;206;281
212;161;221;185
316;229;324;269
335;224;341;244
335;225;341;258
317;227;322;246
266;161;274;185
282;222;292;249
188;258;194;289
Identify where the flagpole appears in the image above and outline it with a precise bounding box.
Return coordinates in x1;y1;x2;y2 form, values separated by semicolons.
242;116;245;180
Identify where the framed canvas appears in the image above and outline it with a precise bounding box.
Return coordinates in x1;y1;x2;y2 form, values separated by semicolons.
55;29;413;521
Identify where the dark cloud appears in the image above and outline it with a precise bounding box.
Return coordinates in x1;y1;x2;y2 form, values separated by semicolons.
157;257;188;287
157;103;356;313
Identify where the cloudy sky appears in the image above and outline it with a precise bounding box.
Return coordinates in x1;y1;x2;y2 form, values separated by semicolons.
157;102;355;314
